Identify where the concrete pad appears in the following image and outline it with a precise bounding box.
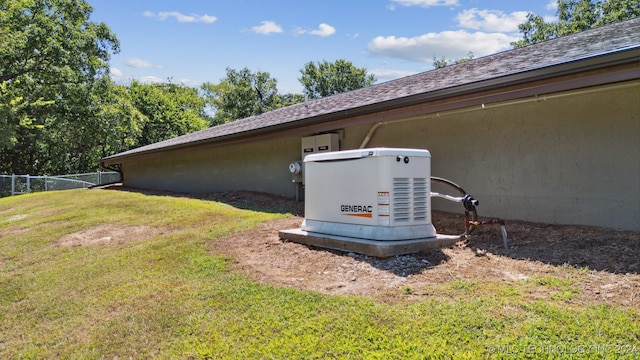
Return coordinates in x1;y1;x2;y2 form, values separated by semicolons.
278;228;463;257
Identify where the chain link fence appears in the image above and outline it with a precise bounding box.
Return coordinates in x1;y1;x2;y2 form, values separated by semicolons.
0;171;121;198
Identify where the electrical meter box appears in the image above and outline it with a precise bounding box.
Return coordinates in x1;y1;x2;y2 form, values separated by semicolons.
301;133;339;160
301;148;437;241
292;133;340;184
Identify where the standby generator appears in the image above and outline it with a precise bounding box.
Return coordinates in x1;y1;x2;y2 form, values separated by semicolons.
280;147;507;257
301;148;437;241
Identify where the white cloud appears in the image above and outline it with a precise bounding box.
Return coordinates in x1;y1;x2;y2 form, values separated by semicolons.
252;20;283;34
309;23;336;37
109;67;126;83
126;58;162;69
368;30;519;63
546;0;558;11
391;0;458;8
456;8;528;33
110;67;123;78
143;11;217;24
295;23;336;37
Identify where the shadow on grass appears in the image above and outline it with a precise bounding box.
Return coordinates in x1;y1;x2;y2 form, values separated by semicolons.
99;184;304;216
284;209;639;276
99;185;639;275
465;219;640;275
430;210;639;275
352;210;639;276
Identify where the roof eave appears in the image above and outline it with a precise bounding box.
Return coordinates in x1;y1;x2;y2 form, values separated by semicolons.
102;45;640;165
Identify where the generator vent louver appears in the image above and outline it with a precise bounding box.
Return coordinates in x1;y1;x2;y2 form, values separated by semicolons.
393;177;429;223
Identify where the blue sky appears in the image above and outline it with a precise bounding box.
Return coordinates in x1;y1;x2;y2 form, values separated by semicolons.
89;0;558;94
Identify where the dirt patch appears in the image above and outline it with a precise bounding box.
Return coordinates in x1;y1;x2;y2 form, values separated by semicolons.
55;224;161;247
0;228;29;238
6;214;29;221
0;211;30;238
213;214;639;306
0;208;16;216
100;186;640;306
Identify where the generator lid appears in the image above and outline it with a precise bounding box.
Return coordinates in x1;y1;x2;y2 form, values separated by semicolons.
304;147;430;162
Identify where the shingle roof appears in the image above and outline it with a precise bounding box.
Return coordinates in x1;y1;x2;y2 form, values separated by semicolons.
104;17;640;162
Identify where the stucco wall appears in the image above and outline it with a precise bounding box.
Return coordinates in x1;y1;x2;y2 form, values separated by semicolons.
123;136;301;198
347;82;640;231
122;82;639;231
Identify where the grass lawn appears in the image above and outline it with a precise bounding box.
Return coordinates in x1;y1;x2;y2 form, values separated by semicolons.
0;189;638;359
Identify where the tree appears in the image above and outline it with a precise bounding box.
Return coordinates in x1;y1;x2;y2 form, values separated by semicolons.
512;0;640;48
127;81;210;147
201;67;281;125
0;0;119;174
1;1;217;175
93;79;145;159
298;59;376;99
54;77;147;171
276;93;305;108
432;52;475;69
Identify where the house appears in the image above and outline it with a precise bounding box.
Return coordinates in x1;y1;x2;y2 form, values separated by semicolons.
102;18;640;232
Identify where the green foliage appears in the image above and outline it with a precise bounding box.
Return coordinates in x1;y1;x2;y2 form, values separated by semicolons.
0;1;210;175
201;67;307;126
93;79;145;157
0;0;119;174
432;52;475;69
276;92;306;108
298;59;376;99
0;0;119;84
512;0;640;47
201;67;283;125
127;80;209;146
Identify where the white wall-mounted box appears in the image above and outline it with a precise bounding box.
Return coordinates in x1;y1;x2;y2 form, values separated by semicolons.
301;133;339;160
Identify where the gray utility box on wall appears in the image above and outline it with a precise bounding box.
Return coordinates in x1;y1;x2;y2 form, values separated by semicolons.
301;133;339;160
290;133;339;184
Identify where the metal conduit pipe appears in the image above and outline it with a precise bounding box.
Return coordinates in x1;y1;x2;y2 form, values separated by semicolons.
356;81;638;149
359;121;387;148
